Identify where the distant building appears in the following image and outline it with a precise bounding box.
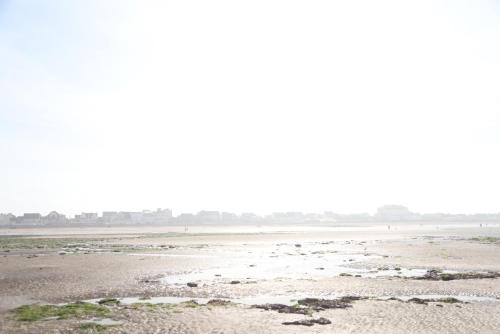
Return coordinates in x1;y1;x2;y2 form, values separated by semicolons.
270;212;304;222
221;212;238;222
75;212;98;221
196;211;220;223
18;213;43;225
176;213;196;224
153;208;173;222
0;213;15;225
375;205;418;221
304;213;321;222
44;211;67;223
240;213;263;223
102;211;118;222
325;212;372;222
128;212;144;222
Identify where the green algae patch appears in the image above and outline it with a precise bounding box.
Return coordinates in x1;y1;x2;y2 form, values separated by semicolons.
435;297;461;304
13;303;109;321
129;302;171;310
470;237;500;244
180;300;201;308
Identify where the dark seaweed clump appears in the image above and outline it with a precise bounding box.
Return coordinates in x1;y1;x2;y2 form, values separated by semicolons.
415;269;500;281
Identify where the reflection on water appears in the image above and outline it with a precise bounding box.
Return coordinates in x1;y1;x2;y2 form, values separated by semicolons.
155;242;434;287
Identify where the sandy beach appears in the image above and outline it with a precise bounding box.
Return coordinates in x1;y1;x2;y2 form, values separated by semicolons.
1;222;499;333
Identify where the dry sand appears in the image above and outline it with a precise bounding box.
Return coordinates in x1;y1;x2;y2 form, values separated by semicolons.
0;222;499;333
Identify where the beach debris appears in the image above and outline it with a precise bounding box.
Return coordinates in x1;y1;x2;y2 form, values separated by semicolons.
282;317;332;326
187;282;198;288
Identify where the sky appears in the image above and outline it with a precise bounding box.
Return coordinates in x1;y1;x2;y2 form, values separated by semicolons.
1;0;500;216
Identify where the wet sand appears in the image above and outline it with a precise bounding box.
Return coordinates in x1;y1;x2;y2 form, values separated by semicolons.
1;222;499;333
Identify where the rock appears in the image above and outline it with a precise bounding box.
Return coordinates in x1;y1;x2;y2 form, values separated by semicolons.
339;296;366;302
230;280;240;284
313;317;332;325
407;298;428;305
140;278;159;284
295;244;302;248
256;296;363;315
253;304;310;315
416;270;500;281
282;320;314;326
254;304;288;311
282;317;331;326
339;273;352;277
297;298;352;310
98;298;120;305
406;297;462;305
187;282;198;287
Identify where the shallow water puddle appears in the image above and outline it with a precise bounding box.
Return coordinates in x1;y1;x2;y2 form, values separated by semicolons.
138;242;473;286
81;318;123;326
86;295;304;306
157;257;433;286
158;242;382;286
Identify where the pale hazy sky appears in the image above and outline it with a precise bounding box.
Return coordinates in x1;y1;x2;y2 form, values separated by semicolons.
1;0;500;216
